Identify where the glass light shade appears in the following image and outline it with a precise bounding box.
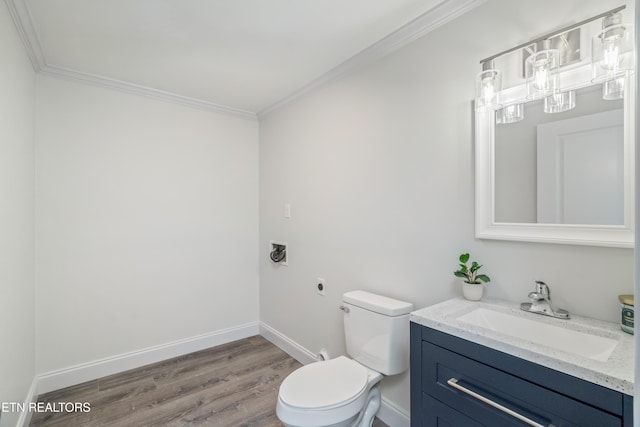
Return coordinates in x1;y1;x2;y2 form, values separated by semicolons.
544;90;575;114
525;48;560;99
475;69;502;111
592;23;634;83
602;77;625;100
496;104;524;124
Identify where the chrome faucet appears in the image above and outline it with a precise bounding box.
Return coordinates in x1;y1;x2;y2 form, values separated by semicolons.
520;281;570;319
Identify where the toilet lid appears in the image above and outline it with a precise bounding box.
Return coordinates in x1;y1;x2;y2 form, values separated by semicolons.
279;356;368;409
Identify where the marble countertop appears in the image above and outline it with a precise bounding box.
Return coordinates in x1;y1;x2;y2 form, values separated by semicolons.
411;297;634;395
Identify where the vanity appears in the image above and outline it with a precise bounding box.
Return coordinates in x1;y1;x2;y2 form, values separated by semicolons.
410;298;634;426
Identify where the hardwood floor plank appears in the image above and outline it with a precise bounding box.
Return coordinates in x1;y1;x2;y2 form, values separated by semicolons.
118;360;287;426
30;336;389;427
87;369;236;426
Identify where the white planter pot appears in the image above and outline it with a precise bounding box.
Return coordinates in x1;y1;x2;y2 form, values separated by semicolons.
462;282;484;301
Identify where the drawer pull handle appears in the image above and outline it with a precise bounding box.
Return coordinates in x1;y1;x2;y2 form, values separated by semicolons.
447;378;551;427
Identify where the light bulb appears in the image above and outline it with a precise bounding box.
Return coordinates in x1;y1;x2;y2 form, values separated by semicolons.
592;14;633;84
533;65;550;91
525;48;560;99
602;41;621;72
475;68;501;110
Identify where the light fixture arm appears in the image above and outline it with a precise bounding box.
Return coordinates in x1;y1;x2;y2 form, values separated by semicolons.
479;5;626;65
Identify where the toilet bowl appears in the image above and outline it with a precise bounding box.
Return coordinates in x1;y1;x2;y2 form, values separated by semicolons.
276;291;413;427
276;356;383;427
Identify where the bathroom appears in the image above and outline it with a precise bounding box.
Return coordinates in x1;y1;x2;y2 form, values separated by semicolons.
1;0;636;426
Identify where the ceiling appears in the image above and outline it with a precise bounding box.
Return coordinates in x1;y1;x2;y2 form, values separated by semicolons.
8;0;482;118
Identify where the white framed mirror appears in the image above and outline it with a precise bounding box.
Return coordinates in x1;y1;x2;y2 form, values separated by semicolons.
475;65;635;247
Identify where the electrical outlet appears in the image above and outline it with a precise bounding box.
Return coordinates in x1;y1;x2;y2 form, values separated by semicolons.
316;278;325;296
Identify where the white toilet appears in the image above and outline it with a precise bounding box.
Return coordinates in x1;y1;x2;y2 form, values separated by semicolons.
276;290;413;427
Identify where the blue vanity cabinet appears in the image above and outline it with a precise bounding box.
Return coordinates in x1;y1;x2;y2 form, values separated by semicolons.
410;322;633;427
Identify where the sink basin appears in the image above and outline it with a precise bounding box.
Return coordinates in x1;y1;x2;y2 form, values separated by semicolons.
457;307;618;362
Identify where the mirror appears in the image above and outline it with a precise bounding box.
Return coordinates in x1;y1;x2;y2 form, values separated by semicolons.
494;85;624;225
475;67;635;247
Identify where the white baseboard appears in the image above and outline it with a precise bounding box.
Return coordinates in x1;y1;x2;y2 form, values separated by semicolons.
16;377;38;427
36;322;260;395
259;322;318;365
258;322;410;427
378;397;410;427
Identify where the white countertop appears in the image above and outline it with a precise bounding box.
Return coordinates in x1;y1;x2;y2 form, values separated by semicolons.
411;297;634;395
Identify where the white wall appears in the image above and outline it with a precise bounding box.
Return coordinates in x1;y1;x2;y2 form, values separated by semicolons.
0;3;36;427
35;75;259;373
259;0;634;418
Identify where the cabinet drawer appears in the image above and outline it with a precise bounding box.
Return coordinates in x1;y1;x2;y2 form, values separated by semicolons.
423;342;621;427
422;393;483;427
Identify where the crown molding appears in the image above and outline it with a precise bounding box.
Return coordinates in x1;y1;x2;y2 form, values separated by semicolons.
4;0;46;70
5;0;484;121
39;65;258;120
257;0;487;118
4;0;258;120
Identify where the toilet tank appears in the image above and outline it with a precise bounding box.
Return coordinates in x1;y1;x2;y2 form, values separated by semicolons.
342;290;413;375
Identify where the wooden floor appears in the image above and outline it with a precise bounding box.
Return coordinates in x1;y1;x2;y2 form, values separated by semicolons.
30;335;390;427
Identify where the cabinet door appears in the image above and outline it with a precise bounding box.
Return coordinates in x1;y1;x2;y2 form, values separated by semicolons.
422;342;621;427
422;394;483;427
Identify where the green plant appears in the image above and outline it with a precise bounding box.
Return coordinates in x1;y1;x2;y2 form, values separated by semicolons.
454;253;491;284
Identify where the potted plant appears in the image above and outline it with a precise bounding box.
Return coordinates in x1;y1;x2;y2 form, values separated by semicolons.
454;253;490;301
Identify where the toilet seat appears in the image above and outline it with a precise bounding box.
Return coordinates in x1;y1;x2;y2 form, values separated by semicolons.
276;356;383;426
279;356;368;410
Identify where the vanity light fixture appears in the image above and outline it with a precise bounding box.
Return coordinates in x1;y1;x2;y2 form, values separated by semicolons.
496;103;524;124
592;12;634;99
602;77;625;100
543;90;576;113
525;40;560;100
476;5;632;124
475;60;502;111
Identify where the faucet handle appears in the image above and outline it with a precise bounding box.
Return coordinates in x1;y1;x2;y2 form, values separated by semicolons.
534;280;549;297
